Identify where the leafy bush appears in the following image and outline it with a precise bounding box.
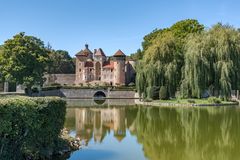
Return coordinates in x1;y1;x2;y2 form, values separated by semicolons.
0;96;66;160
144;98;152;102
147;86;160;100
159;86;169;100
208;97;222;104
31;86;39;93
42;85;62;91
187;99;196;103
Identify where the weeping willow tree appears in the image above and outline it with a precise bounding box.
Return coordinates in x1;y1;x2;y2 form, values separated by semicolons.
182;24;240;100
136;31;179;98
136;19;204;99
180;33;212;98
136;20;240;100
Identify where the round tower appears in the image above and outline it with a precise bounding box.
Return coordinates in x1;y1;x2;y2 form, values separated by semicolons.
113;50;126;86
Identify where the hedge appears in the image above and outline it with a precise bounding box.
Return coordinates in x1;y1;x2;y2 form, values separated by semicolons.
0;96;66;160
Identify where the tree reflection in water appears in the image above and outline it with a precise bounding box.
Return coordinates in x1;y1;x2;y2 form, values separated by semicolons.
65;106;240;160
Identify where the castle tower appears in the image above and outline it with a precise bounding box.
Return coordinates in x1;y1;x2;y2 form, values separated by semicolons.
125;60;136;85
94;48;106;81
75;44;93;84
113;50;126;86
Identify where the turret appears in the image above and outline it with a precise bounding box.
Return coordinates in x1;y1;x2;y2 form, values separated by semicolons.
75;44;93;84
113;50;126;86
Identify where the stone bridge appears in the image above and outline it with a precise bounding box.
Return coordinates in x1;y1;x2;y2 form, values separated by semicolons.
40;88;136;99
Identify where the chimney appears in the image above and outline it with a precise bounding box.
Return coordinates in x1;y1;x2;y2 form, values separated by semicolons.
85;44;89;49
94;49;97;54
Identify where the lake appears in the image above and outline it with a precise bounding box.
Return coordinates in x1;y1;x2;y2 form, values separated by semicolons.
64;99;240;160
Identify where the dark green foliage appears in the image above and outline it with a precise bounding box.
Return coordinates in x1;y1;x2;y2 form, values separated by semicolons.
0;97;66;160
182;24;240;100
159;86;169;100
147;86;160;100
187;99;196;104
142;29;163;51
129;49;144;60
136;19;240;100
31;86;39;93
46;50;75;74
208;97;222;104
136;19;204;100
0;32;48;89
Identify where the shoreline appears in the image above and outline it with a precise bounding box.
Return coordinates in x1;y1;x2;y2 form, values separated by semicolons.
134;99;239;107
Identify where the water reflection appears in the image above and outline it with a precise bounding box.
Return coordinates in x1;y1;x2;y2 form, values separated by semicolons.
69;108;127;145
65;104;240;160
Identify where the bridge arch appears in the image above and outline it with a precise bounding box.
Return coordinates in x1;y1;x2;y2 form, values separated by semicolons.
93;90;107;98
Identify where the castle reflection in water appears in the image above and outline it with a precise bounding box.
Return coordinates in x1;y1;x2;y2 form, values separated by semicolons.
70;107;129;144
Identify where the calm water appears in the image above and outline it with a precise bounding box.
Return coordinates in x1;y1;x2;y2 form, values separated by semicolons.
64;99;240;160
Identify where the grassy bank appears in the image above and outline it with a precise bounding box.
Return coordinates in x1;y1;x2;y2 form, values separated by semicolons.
139;97;239;107
154;98;234;105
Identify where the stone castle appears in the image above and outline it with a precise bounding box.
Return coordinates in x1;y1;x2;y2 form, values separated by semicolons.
44;44;135;87
75;44;135;86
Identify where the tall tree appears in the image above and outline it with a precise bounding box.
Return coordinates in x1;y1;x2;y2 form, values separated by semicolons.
46;50;75;74
181;24;240;100
0;32;48;92
136;19;204;99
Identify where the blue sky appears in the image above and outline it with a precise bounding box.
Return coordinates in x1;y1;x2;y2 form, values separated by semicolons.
0;0;239;57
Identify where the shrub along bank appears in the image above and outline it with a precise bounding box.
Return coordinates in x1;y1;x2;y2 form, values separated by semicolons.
0;96;66;160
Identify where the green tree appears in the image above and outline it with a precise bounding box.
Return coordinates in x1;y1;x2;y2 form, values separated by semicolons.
0;32;48;93
136;19;204;99
129;49;143;60
142;29;164;51
46;49;75;74
181;23;240;100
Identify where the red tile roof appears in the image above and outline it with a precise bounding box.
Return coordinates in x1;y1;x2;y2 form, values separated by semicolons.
114;49;126;57
103;61;114;69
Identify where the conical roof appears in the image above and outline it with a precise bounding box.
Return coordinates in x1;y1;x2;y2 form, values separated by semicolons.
76;44;93;56
114;49;126;57
95;48;106;57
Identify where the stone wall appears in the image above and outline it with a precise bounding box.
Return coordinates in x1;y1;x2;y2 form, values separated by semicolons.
40;88;137;99
108;90;135;99
44;74;75;86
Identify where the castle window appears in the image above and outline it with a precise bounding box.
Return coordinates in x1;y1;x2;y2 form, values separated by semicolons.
111;69;113;72
79;69;81;72
90;69;92;72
